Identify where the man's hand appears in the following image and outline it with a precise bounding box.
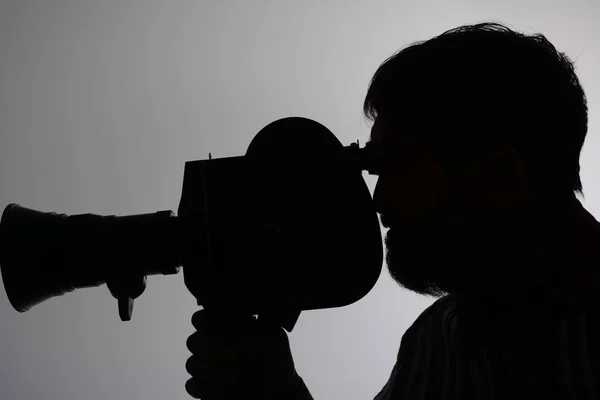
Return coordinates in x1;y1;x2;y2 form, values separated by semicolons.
185;309;303;400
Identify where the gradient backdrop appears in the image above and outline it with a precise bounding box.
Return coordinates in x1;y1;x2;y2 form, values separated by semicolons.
1;1;599;399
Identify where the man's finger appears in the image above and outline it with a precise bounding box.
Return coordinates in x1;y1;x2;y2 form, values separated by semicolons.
185;331;240;364
191;309;215;331
185;356;231;385
185;377;220;400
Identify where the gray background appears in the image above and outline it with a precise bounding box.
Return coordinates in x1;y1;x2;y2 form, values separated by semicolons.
0;1;599;399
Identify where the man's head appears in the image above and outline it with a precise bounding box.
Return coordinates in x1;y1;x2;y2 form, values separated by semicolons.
365;22;589;298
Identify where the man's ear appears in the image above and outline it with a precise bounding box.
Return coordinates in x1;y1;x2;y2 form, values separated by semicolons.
484;147;529;209
460;147;528;212
489;147;528;191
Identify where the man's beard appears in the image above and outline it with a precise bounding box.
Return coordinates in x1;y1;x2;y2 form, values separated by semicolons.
383;216;491;297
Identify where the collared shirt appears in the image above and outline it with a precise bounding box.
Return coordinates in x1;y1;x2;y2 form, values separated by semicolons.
373;290;600;400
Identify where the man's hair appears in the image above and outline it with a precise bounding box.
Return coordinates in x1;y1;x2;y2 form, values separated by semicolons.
364;22;588;203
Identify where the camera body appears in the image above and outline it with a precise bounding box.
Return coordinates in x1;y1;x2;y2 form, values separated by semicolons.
0;117;383;332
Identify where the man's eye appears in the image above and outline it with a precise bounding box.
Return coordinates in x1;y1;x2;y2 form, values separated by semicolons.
382;156;417;176
382;156;404;168
373;159;398;176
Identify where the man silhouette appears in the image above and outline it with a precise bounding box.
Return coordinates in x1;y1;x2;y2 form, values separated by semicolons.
185;22;600;399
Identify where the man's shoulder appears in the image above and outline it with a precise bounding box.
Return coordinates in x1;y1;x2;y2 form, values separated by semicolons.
379;294;461;399
398;294;459;357
409;293;458;332
418;293;458;321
